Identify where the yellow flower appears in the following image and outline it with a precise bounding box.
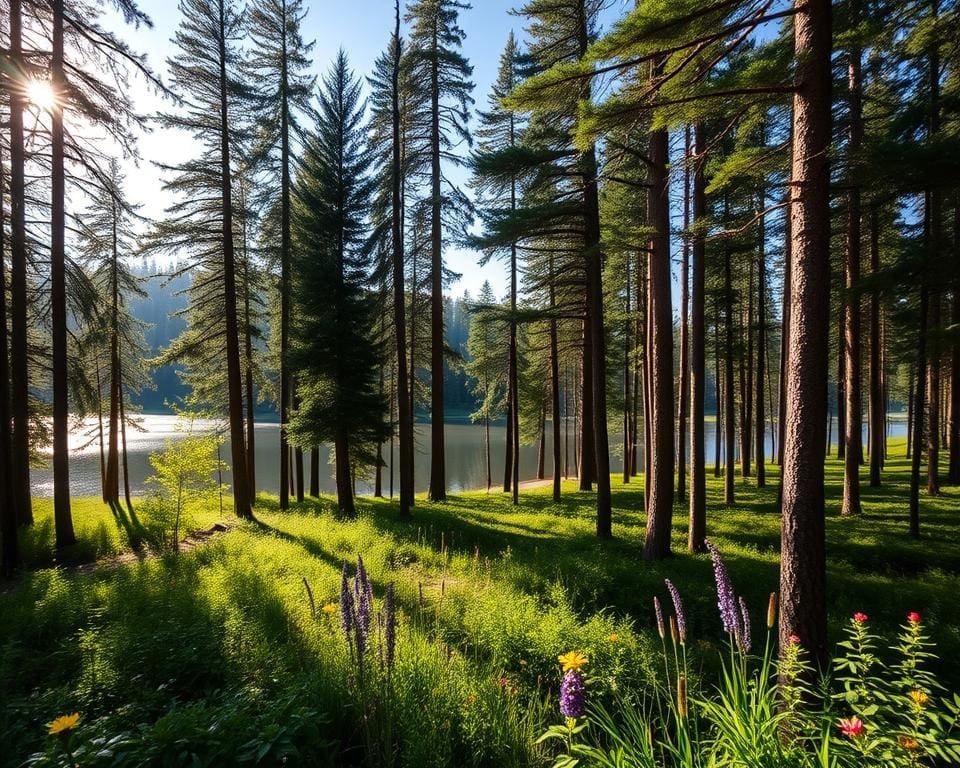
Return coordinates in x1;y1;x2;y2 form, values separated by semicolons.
48;713;80;736
607;633;619;643
898;735;920;751
558;651;588;673
909;689;929;708
321;603;337;615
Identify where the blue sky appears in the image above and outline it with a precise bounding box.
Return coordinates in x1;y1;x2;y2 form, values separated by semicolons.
119;0;621;300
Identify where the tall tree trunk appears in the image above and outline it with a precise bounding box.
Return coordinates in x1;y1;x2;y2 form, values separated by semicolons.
836;319;846;460
218;5;251;519
51;0;76;547
105;206;121;505
335;430;354;516
623;257;632;485
715;312;723;478
375;368;384;498
777;205;792;468
118;355;133;514
579;321;594;490
485;415;491;491
910;278;929;538
642;110;674;560
926;33;942;497
869;205;884;486
310;448;320;497
779;0;831;670
537;404;546;480
677;126;690;496
688;124;707;552
243;254;256;502
755;183;767;488
550;285;562;502
427;20;446;503
278;8;292;512
723;217;736;506
949;203;960;484
742;260;753;478
0;154;17;575
392;1;413;516
842;22;863;516
95;358;106;501
9;0;32;528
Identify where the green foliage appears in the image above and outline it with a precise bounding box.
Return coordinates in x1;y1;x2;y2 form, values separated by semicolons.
140;429;225;551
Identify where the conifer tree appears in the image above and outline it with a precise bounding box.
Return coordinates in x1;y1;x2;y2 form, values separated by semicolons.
405;0;474;502
288;52;388;516
245;0;315;510
147;0;253;519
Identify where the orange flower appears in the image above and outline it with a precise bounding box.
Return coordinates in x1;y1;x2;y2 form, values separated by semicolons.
909;689;929;708
898;735;920;751
557;651;588;673
48;713;80;736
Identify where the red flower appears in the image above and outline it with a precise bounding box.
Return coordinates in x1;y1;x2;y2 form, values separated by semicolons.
907;611;921;624
788;634;801;645
839;717;865;738
853;612;868;624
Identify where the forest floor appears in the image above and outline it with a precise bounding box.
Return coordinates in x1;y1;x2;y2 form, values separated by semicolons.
3;437;959;767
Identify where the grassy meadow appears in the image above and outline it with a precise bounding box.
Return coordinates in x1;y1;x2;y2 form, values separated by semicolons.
3;437;960;766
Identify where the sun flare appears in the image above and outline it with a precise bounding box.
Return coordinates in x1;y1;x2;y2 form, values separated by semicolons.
26;79;56;112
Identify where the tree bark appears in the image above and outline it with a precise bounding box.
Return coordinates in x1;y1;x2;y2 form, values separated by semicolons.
427;17;446;502
842;23;863;516
218;1;251;518
723;211;736;506
51;0;76;547
688;124;707;552
550;282;562;502
779;0;831;671
335;430;354;516
642;111;674;560
278;4;292;512
869;206;884;486
949;203;960;484
392;1;413;516
9;0;32;528
755;182;767;488
105;202;121;505
677;126;690;496
0;154;17;575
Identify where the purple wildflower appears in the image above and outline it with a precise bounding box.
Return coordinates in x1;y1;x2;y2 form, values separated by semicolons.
385;582;396;670
665;579;687;643
654;596;665;639
340;562;354;639
355;557;372;653
705;540;738;635
559;670;586;718
738;596;752;653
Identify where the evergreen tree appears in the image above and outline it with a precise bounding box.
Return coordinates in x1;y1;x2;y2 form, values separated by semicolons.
405;0;475;502
245;0;315;511
288;52;388;516
147;0;253;519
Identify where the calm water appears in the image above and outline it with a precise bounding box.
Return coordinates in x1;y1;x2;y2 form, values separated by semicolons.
31;414;907;498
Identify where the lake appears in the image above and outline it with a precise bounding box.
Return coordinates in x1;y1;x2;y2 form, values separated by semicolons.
30;414;907;498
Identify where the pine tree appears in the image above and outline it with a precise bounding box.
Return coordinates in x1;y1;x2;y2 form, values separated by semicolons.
147;0;253;519
245;0;315;511
405;0;474;503
288;51;389;516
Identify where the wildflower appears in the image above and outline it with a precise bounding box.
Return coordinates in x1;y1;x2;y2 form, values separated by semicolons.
558;651;588;673
838;717;865;738
907;611;921;625
898;735;920;751
559;670;586;718
340;563;354;639
653;596;665;639
738;596;752;653
853;612;869;624
384;582;396;670
607;633;619;643
355;556;372;651
665;579;687;643
788;633;801;645
677;676;688;720
321;603;337;615
909;689;929;708
48;714;80;736
767;592;777;630
705;540;738;636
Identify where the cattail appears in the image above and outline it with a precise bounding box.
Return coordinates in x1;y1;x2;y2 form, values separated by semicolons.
767;592;777;630
669;615;679;646
665;580;687;643
677;676;688;720
654;596;665;639
385;582;396;670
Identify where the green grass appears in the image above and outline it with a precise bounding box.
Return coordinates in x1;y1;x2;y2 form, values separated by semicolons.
2;437;959;766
